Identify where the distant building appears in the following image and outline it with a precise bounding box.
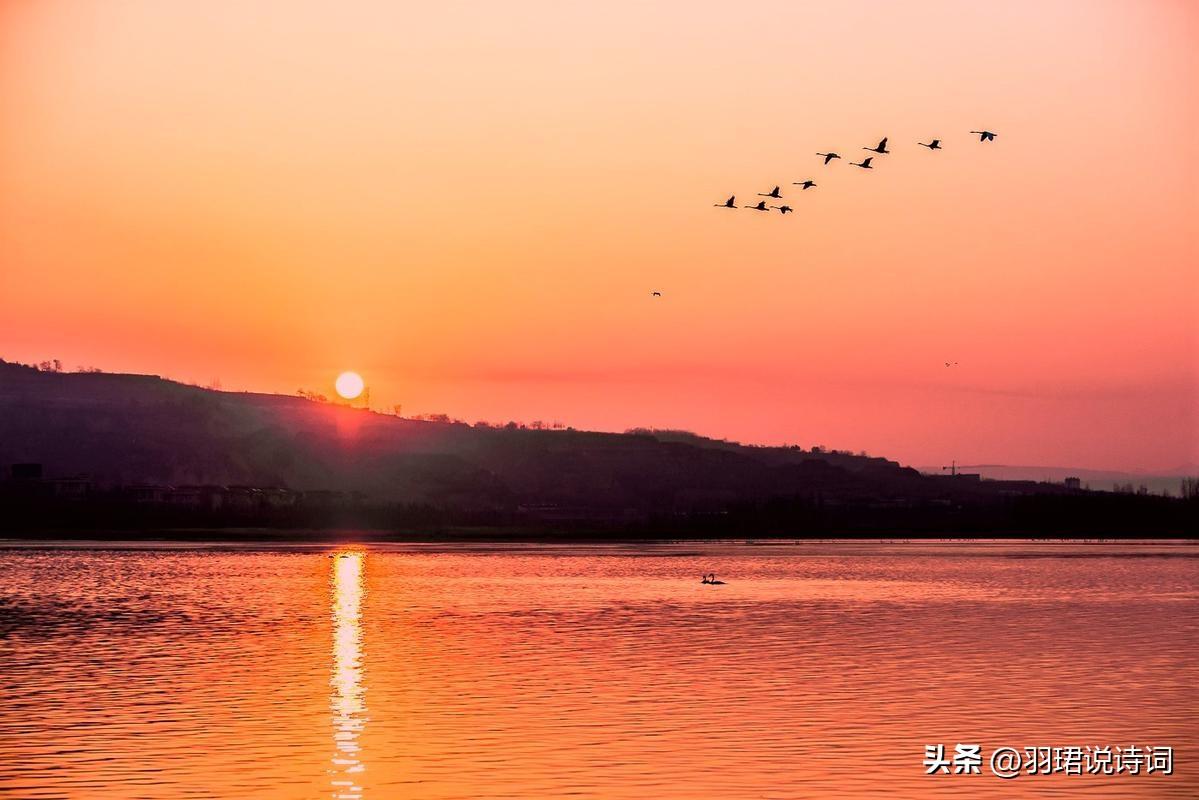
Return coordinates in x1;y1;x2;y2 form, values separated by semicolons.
260;488;298;509
1064;476;1082;490
127;484;171;504
47;477;93;500
225;486;264;510
932;467;981;482
167;485;225;511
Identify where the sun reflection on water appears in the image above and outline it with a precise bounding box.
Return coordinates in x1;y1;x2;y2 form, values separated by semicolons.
331;551;366;799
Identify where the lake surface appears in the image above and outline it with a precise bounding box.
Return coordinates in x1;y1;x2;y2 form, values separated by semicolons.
1;540;1196;799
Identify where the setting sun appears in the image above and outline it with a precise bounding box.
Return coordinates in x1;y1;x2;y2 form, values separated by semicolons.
335;372;364;400
1;3;1197;799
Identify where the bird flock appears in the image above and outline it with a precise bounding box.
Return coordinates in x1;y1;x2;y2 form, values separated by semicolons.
714;130;997;215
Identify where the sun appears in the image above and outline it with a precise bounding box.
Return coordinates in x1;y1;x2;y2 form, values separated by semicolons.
335;371;365;400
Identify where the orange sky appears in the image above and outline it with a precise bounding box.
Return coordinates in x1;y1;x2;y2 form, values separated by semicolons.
1;0;1196;471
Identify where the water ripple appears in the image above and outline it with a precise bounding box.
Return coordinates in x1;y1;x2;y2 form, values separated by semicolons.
1;541;1196;798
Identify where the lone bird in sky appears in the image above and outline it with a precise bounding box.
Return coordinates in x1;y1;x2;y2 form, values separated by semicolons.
714;195;737;208
793;180;817;190
772;205;793;214
919;139;942;150
652;291;662;297
746;200;771;211
970;130;997;142
849;156;874;169
758;186;783;199
864;137;890;154
816;152;841;165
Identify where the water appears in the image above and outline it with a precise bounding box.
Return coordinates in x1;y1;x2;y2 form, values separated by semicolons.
1;540;1196;799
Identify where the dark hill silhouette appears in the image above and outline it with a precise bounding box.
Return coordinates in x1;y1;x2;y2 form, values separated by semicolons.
0;360;922;508
1;360;1191;535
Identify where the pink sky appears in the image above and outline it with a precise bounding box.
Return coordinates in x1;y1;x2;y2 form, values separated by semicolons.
1;0;1196;470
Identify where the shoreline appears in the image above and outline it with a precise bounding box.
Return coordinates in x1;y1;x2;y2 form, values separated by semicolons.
2;528;1197;546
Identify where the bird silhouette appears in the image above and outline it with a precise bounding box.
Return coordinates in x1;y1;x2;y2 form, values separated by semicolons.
945;361;959;367
919;139;942;150
746;200;770;211
652;291;662;297
849;156;874;169
970;130;997;142
793;180;817;190
864;137;890;154
772;205;793;214
758;186;783;199
816;152;841;165
714;195;737;208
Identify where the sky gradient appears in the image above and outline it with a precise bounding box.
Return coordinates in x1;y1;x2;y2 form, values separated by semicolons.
1;0;1196;470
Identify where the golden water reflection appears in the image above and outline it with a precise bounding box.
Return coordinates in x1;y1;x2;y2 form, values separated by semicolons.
3;543;1197;798
331;551;366;799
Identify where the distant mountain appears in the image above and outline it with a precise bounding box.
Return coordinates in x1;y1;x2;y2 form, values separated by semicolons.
2;359;1192;534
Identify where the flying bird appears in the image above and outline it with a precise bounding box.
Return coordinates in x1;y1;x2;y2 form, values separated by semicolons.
746;200;770;211
772;205;794;214
970;130;997;142
816;152;841;165
714;195;737;208
864;137;890;154
793;180;817;190
919;139;942;150
758;186;783;198
849;156;874;169
652;291;662;297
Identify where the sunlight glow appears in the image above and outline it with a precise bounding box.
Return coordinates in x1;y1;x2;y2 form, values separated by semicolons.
335;372;364;400
331;551;366;799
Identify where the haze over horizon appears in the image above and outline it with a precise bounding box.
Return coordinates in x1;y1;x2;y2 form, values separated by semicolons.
2;0;1196;472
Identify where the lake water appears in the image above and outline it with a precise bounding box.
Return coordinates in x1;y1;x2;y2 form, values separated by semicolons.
1;540;1196;799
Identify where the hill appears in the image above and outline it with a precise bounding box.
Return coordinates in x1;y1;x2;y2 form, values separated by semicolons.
0;360;927;506
1;359;1192;535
